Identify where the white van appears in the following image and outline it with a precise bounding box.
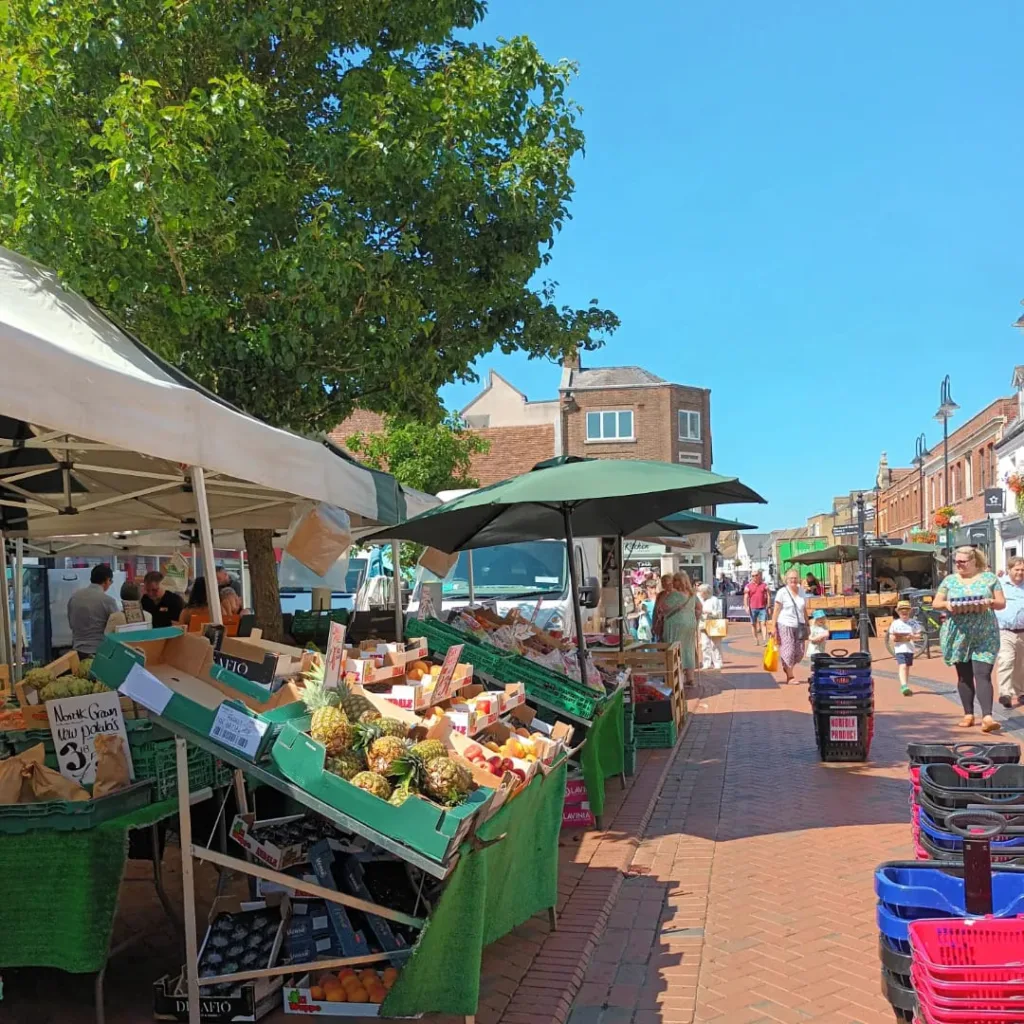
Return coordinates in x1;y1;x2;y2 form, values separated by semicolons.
406;491;600;636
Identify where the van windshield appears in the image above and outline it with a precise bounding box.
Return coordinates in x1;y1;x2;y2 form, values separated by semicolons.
420;541;568;600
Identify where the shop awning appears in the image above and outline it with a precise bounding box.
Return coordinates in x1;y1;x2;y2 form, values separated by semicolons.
786;542;941;565
0;247;437;539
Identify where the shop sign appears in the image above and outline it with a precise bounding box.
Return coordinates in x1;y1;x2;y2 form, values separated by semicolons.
622;540;668;559
984;488;1006;514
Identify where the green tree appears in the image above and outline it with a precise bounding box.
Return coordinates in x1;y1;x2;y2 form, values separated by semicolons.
346;414;490;494
0;0;617;634
347;413;490;570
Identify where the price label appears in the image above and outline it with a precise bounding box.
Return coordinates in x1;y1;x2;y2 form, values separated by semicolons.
432;644;465;703
829;715;859;742
118;662;173;715
46;690;133;786
209;704;268;759
324;621;346;689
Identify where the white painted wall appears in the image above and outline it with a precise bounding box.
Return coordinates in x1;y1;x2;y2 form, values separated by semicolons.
461;370;559;428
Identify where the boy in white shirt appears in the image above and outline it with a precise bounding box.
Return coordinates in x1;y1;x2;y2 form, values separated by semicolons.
889;600;922;697
807;610;830;658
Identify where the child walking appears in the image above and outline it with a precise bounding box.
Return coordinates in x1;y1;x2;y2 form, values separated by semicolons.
889;599;922;696
807;610;830;658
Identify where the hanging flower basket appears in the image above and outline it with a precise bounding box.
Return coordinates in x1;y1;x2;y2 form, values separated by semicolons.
933;505;957;528
910;530;938;544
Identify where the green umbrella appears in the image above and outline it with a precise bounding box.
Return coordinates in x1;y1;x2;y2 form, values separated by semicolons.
364;456;765;674
786;542;940;565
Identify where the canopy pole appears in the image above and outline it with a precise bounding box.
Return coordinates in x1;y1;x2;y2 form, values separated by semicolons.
191;467;223;626
561;506;588;681
467;550;475;606
618;535;625;652
391;542;403;640
14;538;24;679
0;533;14;683
239;549;251;608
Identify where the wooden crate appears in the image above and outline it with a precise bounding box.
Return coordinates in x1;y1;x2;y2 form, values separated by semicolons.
593;642;685;731
874;615;894;637
826;617;855;633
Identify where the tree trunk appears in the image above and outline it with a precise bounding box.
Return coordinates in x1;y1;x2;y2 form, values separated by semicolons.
244;528;284;642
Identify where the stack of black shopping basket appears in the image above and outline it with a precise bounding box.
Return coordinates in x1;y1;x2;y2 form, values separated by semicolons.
809;648;873;762
875;741;1024;1023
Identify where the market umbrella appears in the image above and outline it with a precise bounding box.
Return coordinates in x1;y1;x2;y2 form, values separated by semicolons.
785;543;940;565
362;456;765;675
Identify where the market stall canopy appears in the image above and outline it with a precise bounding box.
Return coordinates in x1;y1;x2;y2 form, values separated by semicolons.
786;543;941;565
0;247;437;538
629;510;758;539
361;457;765;550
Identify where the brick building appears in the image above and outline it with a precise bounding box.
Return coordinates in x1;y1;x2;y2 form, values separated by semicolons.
875;396;1017;543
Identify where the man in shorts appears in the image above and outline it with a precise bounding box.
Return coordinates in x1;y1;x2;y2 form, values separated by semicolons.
744;570;770;645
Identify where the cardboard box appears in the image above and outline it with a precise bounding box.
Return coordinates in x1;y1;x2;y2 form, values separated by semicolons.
336;854;410;958
283;974;382;1017
306;840;373;958
230;814;309;872
874;615;894;637
371;662;473;712
826;618;855;632
214;634;314;693
562;802;595;829
92;629;306;760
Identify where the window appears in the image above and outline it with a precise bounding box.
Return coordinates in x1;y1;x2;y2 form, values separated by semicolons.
585;409;634;442
678;410;701;441
964;453;973;497
678;452;702;465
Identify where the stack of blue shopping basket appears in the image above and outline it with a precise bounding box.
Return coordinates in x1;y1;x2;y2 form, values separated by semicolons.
809;649;873;762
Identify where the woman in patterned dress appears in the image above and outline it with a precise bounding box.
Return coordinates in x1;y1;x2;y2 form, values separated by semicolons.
661;572;701;685
933;546;1006;732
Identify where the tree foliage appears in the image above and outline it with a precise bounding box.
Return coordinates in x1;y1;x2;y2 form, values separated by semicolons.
0;0;618;431
346;413;490;494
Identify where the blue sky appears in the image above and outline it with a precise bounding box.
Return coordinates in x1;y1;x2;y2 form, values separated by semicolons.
439;1;1024;531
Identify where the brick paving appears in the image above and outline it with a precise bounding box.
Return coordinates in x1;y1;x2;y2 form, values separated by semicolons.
567;634;1023;1024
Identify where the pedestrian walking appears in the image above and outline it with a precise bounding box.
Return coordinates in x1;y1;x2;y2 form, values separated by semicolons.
697;582;723;670
933;545;1006;732
888;599;922;697
661;572;701;687
996;555;1024;709
807;610;830;658
769;569;810;684
743;569;770;645
649;573;674;642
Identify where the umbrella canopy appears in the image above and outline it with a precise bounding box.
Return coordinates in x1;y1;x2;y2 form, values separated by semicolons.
786;543;940;565
628;510;758;539
362;457;765;551
0;246;437;538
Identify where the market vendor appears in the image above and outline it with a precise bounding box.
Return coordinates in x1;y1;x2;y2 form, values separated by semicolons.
141;570;186;628
67;564;119;657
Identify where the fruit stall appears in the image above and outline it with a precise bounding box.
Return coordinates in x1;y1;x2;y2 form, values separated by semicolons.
409;611;627;827
9;624;569;1021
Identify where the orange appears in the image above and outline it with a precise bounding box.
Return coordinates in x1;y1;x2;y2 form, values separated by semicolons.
347;985;368;1003
382;967;399;983
383;976;396;990
317;972;337;987
341;977;362;993
367;987;386;1004
337;968;357;980
359;968;378;982
309;986;325;1001
325;986;348;1003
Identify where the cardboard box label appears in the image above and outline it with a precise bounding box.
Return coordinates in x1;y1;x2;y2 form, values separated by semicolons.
46;689;133;786
432;644;465;703
119;662;173;715
210;704;268;758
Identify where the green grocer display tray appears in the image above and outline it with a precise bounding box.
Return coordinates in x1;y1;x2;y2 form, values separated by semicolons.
271;715;491;866
91;629;306;761
0;779;153;834
409;622;608;722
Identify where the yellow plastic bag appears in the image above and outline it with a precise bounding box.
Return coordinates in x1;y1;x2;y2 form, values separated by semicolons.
762;635;779;673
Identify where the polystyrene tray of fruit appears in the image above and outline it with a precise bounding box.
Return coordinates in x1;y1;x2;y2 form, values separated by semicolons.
376;661;474;712
283;965;401;1016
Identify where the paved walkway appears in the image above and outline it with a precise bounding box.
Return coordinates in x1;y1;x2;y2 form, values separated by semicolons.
567;634;1022;1024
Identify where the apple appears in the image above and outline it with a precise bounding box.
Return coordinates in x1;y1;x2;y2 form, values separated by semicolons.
499;757;515;772
464;744;484;762
510;768;527;783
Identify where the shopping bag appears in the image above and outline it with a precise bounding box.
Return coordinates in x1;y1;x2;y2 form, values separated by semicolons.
704;618;728;638
762;636;779;673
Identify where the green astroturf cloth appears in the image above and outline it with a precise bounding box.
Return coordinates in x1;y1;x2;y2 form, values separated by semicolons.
381;759;566;1017
0;798;177;973
580;686;625;818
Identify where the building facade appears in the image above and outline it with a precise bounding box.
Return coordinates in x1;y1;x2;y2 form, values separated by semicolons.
991;371;1024;569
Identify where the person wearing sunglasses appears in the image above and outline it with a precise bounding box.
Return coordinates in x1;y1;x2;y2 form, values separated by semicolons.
932;545;1006;732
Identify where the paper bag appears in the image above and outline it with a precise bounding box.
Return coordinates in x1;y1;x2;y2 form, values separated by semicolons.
0;744;90;804
92;734;131;798
284;502;353;577
418;547;458;579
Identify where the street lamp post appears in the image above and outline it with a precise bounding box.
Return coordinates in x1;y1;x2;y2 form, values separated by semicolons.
913;433;927;530
934;376;959;576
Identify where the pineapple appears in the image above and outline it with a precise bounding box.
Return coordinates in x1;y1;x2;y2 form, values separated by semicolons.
350;771;392;800
326;750;366;781
409;739;447;764
389;782;415;807
366;736;410;777
377;718;409;739
302;671;355;755
424;758;472;807
359;709;382;724
336;679;378;722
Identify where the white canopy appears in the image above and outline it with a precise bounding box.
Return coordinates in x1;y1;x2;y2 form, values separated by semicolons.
0;247;437;539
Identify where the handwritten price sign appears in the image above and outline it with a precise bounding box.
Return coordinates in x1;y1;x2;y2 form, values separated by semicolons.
431;644;465;703
46;690;133;786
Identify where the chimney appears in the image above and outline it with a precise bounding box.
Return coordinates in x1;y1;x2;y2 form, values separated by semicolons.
563;346;580;372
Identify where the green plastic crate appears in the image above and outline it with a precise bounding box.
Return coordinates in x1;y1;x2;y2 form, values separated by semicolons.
623;743;637;777
291;608;350;646
634;720;677;749
0;779;153;834
132;739;231;801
